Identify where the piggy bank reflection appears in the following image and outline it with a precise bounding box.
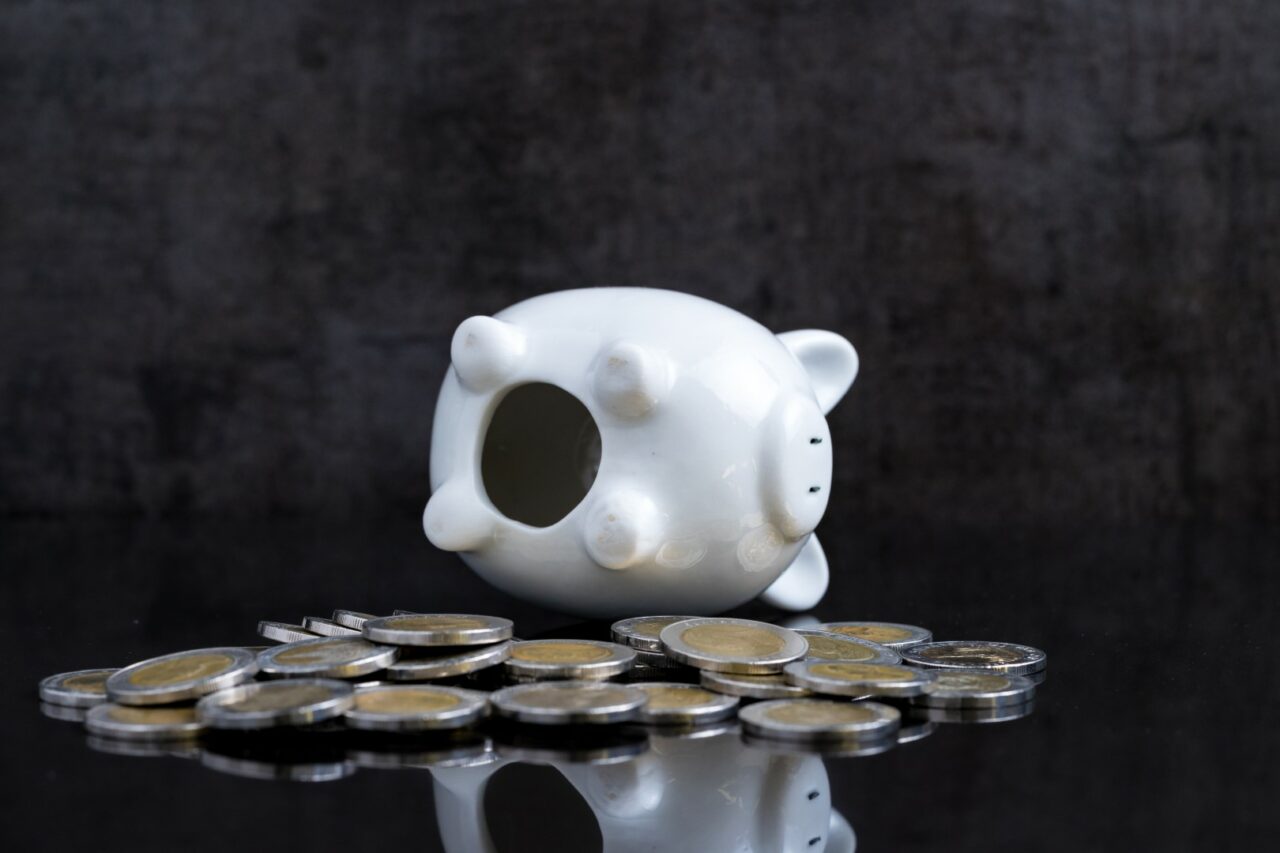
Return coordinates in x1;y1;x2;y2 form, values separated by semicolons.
425;288;859;618
429;727;856;853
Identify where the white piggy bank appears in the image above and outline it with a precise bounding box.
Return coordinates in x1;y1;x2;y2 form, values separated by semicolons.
424;288;858;617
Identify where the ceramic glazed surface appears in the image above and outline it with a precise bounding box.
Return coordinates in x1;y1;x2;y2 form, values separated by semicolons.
424;288;858;617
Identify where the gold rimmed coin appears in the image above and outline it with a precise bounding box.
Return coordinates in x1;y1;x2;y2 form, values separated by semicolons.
610;616;698;652
38;668;117;708
387;641;512;681
699;670;811;699
196;678;355;729
106;648;258;706
85;703;205;741
659;618;807;674
901;641;1047;676
796;630;901;664
738;699;900;743
908;671;1036;709
504;640;635;680
814;621;933;650
784;661;936;698
631;683;739;725
343;685;488;732
490;680;648;725
257;636;399;679
362;613;513;647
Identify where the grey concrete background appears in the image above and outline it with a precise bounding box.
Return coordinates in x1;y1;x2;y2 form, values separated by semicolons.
2;0;1277;522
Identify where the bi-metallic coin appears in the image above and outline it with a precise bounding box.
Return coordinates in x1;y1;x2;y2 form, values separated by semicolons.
343;685;488;732
106;648;258;706
739;699;900;744
257;636;398;679
258;621;321;644
197;678;355;729
504;640;635;680
631;682;739;725
796;630;901;664
659;618;807;674
784;661;936;698
610;616;697;652
332;609;379;630
909;671;1036;709
901;641;1047;676
700;670;811;699
490;680;648;725
85;703;206;741
302;616;361;637
363;613;513;647
39;668;117;708
387;641;511;681
815;621;933;650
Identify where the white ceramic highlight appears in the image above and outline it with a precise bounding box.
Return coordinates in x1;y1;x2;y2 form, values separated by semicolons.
425;287;858;617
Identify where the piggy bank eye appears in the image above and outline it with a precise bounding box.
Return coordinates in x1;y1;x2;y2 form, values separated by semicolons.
481;383;602;528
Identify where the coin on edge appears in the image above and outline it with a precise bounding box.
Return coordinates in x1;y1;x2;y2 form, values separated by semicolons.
258;621;321;644
504;640;635;680
343;685;489;732
85;703;205;741
39;668;117;708
785;661;936;698
659;618;807;674
611;616;698;652
363;613;513;647
739;699;900;743
910;671;1036;709
197;678;355;729
631;682;739;725
815;621;933;650
387;641;511;681
700;670;811;699
257;636;399;679
302;616;361;637
106;648;259;706
901;641;1047;676
332;609;379;630
491;680;648;725
796;630;901;664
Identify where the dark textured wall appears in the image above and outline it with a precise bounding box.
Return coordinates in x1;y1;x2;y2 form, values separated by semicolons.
2;0;1277;521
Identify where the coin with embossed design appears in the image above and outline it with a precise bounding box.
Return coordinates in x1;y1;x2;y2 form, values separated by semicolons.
106;648;258;706
901;641;1046;676
739;699;900;743
631;682;738;725
814;621;933;650
257;636;398;679
39;668;117;708
785;661;936;698
197;678;354;729
611;616;698;652
363;613;513;647
909;671;1036;708
504;640;635;680
659;618;807;674
699;670;811;699
343;684;488;732
796;630;901;664
86;703;206;741
491;680;647;725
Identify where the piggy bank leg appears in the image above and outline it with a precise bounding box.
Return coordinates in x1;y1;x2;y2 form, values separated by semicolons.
760;536;829;610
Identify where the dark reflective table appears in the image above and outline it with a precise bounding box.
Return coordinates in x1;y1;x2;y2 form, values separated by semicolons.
4;519;1275;851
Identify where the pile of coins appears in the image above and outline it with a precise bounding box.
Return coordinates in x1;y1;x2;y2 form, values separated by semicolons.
38;611;1045;777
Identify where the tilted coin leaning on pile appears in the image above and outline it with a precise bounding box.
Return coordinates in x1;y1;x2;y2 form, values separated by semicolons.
38;612;1046;774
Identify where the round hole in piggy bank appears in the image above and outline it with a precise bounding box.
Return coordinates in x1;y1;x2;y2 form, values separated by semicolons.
480;382;602;528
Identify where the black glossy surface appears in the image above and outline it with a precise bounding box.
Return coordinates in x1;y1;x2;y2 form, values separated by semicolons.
4;519;1275;851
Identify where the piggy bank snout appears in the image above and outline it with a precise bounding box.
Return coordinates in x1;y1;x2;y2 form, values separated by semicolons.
762;393;833;540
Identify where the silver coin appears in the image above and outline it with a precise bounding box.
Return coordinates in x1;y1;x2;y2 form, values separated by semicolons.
257;636;399;679
742;732;898;758
910;699;1036;724
504;640;635;680
490;680;648;725
363;613;513;647
200;751;355;783
258;621;320;644
40;702;91;723
796;630;901;664
85;703;206;741
302;616;361;637
700;670;811;699
784;661;937;698
901;641;1047;676
196;678;355;730
659;618;808;674
909;671;1036;709
106;647;259;706
739;699;901;743
38;668;117;708
631;683;739;725
610;615;698;652
814;621;933;650
343;684;489;732
387;641;511;681
332;609;379;630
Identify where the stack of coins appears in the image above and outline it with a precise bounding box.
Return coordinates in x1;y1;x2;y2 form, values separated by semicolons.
37;608;1046;777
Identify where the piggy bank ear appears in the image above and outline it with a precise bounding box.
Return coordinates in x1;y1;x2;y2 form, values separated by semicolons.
778;330;859;414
